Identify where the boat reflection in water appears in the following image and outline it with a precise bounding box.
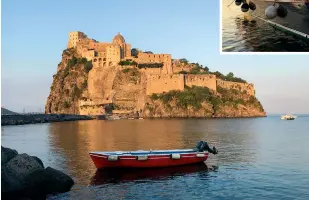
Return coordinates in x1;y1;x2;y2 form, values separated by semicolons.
90;163;216;185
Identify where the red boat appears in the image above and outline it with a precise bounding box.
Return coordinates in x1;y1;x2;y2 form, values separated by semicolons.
89;141;218;169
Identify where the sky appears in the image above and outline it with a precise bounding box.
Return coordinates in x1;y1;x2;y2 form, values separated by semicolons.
1;0;309;114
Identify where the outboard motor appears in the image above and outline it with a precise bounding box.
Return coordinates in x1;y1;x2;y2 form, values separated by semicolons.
195;141;218;154
195;141;204;152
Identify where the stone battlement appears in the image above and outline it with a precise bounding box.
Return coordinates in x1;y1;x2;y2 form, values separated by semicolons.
146;74;184;95
184;74;217;91
146;74;255;96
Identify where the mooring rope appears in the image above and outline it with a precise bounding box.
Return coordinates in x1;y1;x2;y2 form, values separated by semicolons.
250;13;309;39
227;0;236;7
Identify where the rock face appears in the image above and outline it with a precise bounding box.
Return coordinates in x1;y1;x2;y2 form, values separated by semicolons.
1;146;18;165
112;68;145;112
1;146;74;200
45;48;92;114
23;167;74;197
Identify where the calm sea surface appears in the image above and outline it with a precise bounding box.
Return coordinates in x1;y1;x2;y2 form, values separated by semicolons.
2;116;309;200
222;0;309;52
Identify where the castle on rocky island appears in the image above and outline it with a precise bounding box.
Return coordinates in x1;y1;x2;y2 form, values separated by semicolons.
46;31;259;116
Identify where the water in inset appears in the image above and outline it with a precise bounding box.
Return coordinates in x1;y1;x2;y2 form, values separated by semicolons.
222;0;309;52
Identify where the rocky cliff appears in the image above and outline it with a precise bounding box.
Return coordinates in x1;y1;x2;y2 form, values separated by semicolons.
143;85;265;118
46;48;266;118
45;48;92;114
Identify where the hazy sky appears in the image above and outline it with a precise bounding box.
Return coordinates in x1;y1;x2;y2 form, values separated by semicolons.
1;0;309;114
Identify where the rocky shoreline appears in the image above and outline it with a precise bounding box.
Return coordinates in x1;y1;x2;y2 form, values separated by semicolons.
1;146;74;200
1;114;93;126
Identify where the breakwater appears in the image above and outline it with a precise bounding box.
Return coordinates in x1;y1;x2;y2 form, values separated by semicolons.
1;146;74;200
1;114;94;126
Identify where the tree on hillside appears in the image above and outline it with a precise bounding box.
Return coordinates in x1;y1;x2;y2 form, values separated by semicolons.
179;58;189;65
212;71;225;79
226;72;234;80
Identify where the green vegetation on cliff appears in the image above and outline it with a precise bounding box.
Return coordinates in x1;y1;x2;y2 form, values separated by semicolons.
217;86;264;112
119;59;163;69
147;85;264;117
177;59;247;83
151;86;218;110
137;63;163;69
121;68;140;83
46;48;93;114
212;71;246;83
119;60;138;66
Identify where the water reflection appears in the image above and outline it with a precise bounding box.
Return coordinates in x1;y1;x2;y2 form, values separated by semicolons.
90;163;212;185
234;15;308;52
45;119;260;188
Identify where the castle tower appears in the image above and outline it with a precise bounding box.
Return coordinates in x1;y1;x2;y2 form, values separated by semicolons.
112;33;131;58
67;31;87;48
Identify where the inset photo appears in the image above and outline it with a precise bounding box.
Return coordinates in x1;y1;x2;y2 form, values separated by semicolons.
221;0;309;53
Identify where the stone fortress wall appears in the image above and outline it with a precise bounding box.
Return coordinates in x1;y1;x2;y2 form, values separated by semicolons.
146;74;218;95
136;52;172;74
146;74;254;96
146;74;184;95
184;74;217;91
65;31;256;115
216;79;255;96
